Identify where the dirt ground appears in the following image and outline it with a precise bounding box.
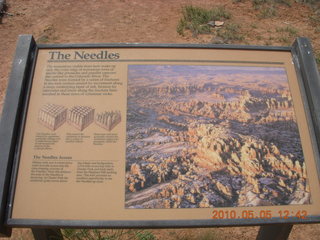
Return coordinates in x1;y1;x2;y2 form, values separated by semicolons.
0;0;320;239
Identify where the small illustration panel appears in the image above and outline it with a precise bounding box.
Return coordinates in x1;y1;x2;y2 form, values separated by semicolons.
95;110;121;131
38;103;67;131
67;106;95;131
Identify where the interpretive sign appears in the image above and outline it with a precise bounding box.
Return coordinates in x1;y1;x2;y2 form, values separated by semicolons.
1;35;320;236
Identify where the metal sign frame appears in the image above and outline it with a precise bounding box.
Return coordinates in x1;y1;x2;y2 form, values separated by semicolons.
0;35;320;237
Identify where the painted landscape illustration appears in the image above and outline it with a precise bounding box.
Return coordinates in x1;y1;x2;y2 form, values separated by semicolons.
125;64;310;209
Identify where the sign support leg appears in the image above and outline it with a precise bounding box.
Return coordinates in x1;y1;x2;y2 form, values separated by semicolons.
32;228;63;240
256;224;293;240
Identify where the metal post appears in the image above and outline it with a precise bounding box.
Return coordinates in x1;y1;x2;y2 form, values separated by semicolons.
0;35;36;237
32;228;63;240
256;224;293;240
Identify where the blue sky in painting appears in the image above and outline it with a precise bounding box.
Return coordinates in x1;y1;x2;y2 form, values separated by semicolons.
128;65;287;83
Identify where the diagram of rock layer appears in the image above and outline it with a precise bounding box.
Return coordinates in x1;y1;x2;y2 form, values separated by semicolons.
38;103;67;131
95;110;121;131
67;106;95;131
125;65;310;209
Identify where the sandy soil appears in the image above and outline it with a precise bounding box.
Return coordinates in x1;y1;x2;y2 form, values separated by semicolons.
0;0;320;239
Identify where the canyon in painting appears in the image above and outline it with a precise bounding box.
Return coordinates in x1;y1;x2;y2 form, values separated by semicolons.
125;65;310;209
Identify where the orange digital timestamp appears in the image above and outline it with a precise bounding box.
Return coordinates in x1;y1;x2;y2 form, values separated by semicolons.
211;210;308;220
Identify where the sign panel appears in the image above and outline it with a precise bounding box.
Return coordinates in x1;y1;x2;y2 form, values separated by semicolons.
8;46;320;225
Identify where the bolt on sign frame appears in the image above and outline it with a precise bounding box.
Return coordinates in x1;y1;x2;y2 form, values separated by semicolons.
0;35;320;238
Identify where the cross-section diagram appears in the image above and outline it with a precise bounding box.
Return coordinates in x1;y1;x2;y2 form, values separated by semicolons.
38;103;67;131
95;110;121;131
67;106;95;131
